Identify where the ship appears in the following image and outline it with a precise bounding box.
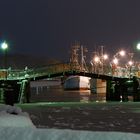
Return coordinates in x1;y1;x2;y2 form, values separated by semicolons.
64;43;90;90
63;75;90;90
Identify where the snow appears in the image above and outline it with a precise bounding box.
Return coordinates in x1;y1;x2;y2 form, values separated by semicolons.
0;104;35;128
0;104;140;140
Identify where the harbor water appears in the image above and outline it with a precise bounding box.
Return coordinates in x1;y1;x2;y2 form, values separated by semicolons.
30;80;106;103
30;78;135;103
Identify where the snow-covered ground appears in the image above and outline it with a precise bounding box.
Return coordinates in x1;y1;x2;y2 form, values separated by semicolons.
1;104;140;140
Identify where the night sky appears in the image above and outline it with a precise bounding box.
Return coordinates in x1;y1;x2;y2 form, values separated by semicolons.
0;0;140;61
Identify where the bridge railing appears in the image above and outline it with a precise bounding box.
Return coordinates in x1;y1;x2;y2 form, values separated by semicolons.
0;63;140;80
0;63;71;80
0;63;81;80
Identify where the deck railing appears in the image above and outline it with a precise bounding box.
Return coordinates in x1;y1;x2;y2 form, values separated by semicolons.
0;63;139;80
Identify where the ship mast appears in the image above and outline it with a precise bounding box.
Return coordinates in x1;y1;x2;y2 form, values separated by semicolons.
70;44;80;70
100;45;104;74
80;45;88;72
70;43;88;71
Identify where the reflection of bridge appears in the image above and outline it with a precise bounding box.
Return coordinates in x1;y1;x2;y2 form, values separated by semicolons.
0;63;140;104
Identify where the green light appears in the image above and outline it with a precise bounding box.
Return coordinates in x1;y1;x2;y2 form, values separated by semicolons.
136;43;140;50
1;41;8;50
126;80;132;83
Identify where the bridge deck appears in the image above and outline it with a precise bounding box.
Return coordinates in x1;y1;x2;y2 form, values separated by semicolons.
0;63;137;81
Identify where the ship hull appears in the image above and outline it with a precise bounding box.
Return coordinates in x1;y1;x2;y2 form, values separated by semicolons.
64;76;90;90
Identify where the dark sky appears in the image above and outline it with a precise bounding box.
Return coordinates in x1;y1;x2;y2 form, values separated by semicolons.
0;0;140;61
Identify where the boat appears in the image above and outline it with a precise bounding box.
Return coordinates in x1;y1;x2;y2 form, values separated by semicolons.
64;75;90;90
64;43;90;90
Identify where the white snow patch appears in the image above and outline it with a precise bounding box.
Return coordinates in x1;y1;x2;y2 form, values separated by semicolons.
0;104;140;140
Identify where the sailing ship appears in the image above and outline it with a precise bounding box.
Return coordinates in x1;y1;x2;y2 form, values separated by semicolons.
64;43;90;90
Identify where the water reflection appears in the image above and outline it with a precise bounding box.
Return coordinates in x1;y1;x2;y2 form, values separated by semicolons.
30;85;106;103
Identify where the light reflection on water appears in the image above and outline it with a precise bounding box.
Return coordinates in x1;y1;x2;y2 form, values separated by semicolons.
30;85;103;102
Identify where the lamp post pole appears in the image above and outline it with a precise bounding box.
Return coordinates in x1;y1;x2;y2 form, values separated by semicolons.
1;41;8;79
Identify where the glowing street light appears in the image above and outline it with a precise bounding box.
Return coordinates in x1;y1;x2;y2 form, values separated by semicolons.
1;41;8;70
103;54;108;60
136;43;140;50
113;58;119;65
119;50;126;56
94;56;100;63
92;56;100;73
128;60;133;66
1;42;8;50
114;50;126;58
128;60;134;78
110;58;119;76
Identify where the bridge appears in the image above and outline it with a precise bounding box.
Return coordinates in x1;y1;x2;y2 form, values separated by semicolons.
0;63;134;80
0;63;140;104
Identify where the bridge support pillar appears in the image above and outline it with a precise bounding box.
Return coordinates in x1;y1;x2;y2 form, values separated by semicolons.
106;80;121;101
106;80;114;101
120;80;128;102
0;79;31;105
133;76;140;102
90;79;106;101
0;80;20;106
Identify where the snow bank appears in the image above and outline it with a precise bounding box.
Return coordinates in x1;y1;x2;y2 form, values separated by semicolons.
0;128;140;140
0;105;35;128
0;105;140;140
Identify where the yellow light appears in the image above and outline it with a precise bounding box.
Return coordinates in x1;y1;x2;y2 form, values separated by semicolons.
119;50;125;56
113;58;118;65
103;54;108;60
128;61;133;66
94;56;100;63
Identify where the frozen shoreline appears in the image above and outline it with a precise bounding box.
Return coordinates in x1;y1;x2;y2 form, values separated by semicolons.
1;103;140;139
20;102;140;133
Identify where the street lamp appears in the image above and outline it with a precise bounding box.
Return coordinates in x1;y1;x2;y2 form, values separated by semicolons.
1;41;8;80
103;54;108;60
119;50;126;56
114;50;126;58
128;60;133;78
113;58;119;65
94;56;100;63
93;56;100;73
1;41;8;69
136;43;140;50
